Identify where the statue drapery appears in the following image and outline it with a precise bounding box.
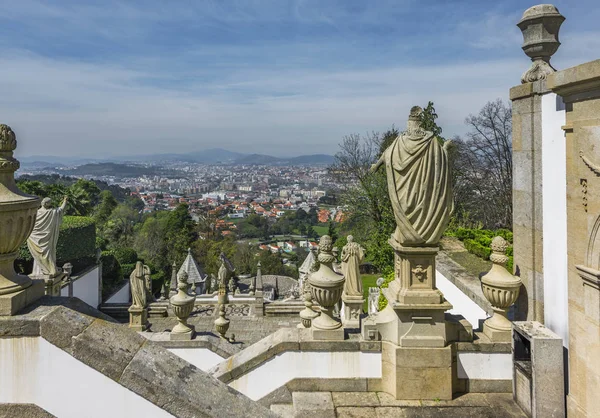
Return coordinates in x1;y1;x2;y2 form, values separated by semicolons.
341;236;365;297
27;197;67;276
374;106;453;246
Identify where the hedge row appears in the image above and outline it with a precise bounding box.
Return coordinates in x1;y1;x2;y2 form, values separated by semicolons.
446;227;514;272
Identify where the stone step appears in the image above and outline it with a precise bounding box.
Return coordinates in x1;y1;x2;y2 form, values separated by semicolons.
270;403;294;418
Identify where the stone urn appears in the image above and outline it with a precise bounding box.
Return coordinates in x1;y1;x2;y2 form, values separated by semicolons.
0;125;40;296
214;304;230;339
298;285;319;328
308;235;345;333
169;271;195;340
517;4;565;83
481;236;522;342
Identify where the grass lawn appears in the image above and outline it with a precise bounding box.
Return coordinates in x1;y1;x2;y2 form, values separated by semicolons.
312;225;328;236
361;274;380;312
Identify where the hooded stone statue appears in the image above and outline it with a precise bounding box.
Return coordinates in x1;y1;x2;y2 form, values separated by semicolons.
130;261;148;309
27;196;67;277
372;106;453;246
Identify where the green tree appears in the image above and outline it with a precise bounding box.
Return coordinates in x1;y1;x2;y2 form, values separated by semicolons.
94;190;118;226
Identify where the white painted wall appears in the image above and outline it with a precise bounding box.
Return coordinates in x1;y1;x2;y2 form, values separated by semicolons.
60;266;101;308
437;270;488;329
0;337;173;418
168;348;224;371
229;351;381;400
541;93;568;347
105;281;130;304
457;352;512;380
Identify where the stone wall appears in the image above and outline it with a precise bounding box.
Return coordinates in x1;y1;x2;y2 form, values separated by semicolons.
547;59;600;418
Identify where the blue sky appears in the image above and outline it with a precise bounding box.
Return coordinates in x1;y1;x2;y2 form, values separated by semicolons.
1;0;598;158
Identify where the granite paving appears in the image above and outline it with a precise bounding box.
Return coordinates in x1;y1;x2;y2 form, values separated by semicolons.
270;392;527;418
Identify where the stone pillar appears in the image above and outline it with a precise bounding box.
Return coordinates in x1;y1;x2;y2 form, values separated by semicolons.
0;125;44;316
511;4;565;323
252;261;264;316
547;59;600;418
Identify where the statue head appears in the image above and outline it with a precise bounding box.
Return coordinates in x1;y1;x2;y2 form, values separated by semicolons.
41;197;52;209
406;106;425;138
347;235;354;243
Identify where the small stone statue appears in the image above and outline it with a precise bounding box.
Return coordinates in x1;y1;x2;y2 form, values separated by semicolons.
27;196;67;277
372;106;453;246
130;261;148;309
129;261;150;331
218;252;235;290
341;235;365;297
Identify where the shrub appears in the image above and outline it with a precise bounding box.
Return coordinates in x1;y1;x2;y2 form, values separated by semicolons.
112;247;138;265
56;216;97;272
377;269;395;311
463;239;492;260
120;263;137;278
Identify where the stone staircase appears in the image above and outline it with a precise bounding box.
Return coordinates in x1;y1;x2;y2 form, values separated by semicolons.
269;392;528;418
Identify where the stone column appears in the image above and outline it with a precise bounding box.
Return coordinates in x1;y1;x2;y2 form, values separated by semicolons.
547;59;600;418
0;125;44;316
511;4;565;323
252;261;264;316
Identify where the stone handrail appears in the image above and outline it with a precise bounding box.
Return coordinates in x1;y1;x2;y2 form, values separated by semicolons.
0;296;275;418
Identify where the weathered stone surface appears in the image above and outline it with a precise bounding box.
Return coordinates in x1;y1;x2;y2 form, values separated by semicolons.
376;392;421;407
332;392;380;407
292;392;335;418
437;251;491;315
287;378;367;393
0;280;45;316
336;406;377;418
0;404;56;418
269;403;294;418
39;305;95;353
259;385;293;407
120;341;276;418
71;318;146;381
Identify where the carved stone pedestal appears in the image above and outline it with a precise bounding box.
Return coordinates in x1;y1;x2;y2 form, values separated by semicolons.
128;306;148;332
31;273;65;297
0;279;44;316
341;294;364;329
366;240;452;348
381;342;452;400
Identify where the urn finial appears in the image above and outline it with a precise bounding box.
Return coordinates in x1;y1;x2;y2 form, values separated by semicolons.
517;4;565;84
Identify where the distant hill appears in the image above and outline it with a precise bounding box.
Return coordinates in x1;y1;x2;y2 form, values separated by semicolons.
64;163;162;177
233;153;335;166
234;154;281;165
287;154;335;165
18;148;334;166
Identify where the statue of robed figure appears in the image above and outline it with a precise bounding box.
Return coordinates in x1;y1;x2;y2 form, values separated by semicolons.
372;106;453;246
341;235;365;297
27;196;67;277
130;261;148;309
